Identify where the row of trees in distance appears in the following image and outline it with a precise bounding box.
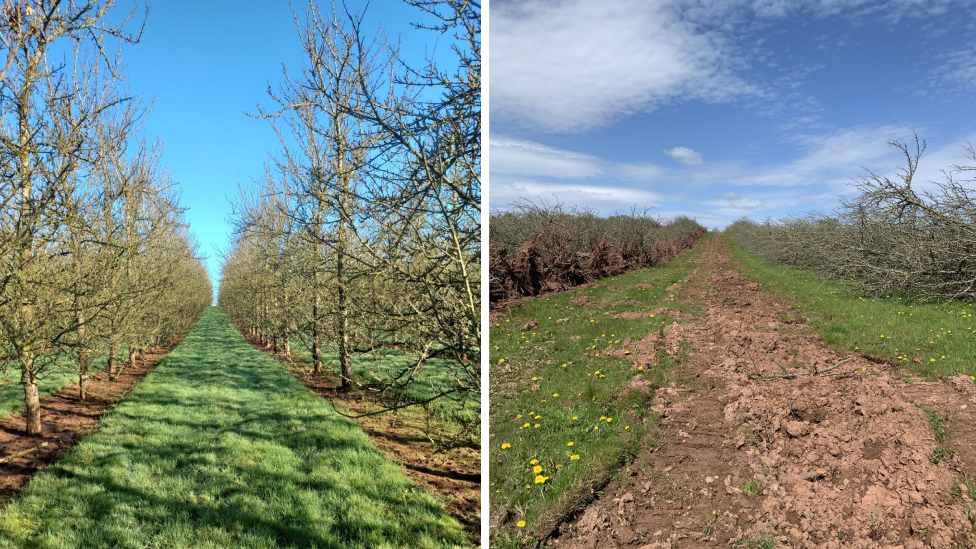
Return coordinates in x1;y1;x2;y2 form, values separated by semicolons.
0;0;212;435
218;0;480;435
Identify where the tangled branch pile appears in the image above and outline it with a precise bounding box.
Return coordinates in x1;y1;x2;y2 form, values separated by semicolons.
489;202;705;304
727;134;976;302
218;0;480;441
0;1;212;435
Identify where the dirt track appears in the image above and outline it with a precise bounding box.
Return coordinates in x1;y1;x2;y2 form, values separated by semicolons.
552;234;976;548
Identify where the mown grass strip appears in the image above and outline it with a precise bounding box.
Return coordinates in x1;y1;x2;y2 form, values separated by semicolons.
488;234;711;543
0;307;467;549
728;238;976;381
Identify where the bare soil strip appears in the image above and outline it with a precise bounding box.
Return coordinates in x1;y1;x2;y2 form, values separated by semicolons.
242;334;481;545
553;234;976;548
0;345;174;502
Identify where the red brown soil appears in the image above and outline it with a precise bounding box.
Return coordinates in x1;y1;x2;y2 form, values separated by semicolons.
0;344;175;503
241;334;481;546
552;234;976;548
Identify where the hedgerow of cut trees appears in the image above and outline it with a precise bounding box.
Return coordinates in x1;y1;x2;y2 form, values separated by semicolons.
218;0;479;441
489;200;706;304
726;133;976;302
0;0;212;436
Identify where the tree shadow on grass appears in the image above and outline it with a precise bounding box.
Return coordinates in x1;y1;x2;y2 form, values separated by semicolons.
0;308;468;548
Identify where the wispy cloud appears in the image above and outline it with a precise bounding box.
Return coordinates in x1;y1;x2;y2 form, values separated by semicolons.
489;126;976;226
490;0;757;133
491;0;974;135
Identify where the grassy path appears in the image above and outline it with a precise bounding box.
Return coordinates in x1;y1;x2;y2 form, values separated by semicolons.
0;308;468;548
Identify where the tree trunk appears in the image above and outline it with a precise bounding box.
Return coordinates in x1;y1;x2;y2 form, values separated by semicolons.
108;337;120;380
337;247;352;390
313;274;322;373
22;357;41;436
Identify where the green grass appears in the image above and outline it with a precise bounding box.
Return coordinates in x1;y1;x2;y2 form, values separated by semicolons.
742;478;762;497
737;534;774;549
728;238;976;381
922;408;956;464
0;353;114;418
285;342;478;420
488;233;710;540
0;307;467;548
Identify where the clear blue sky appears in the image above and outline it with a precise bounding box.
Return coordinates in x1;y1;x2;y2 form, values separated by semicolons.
113;0;450;293
489;0;976;228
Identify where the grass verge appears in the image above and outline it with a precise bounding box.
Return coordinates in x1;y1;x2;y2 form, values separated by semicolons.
488;233;711;544
728;238;976;381
0;307;468;548
252;337;481;545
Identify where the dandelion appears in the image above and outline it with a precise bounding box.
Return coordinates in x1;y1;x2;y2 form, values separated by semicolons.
523;423;530;428
625;426;630;429
501;443;511;449
606;418;613;422
571;455;580;460
572;416;578;420
499;359;505;364
532;377;538;381
535;475;549;484
530;459;538;465
533;465;542;473
517;521;526;528
567;441;574;446
590;319;594;323
534;424;540;428
556;464;563;468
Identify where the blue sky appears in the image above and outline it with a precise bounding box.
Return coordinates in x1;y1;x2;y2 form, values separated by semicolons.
488;0;976;228
109;0;448;292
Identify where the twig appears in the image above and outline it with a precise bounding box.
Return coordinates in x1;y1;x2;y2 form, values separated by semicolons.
749;356;855;380
0;442;49;463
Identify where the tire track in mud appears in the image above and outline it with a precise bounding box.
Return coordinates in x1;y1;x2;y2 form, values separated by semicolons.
551;234;976;549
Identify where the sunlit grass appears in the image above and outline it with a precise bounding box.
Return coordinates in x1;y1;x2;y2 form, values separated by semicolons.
0;307;467;549
729;239;976;381
489;233;711;540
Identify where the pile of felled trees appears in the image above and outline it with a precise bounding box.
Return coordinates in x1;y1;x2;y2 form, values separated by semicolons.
489;208;706;305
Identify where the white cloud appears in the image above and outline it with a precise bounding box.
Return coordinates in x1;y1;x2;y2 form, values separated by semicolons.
489;137;604;179
664;146;704;166
488;127;976;226
490;0;756;133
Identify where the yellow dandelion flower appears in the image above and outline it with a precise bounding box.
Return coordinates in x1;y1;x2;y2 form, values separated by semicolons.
498;359;504;364
534;475;549;484
533;465;542;473
501;443;511;449
567;441;574;446
530;459;538;464
517;521;525;528
571;455;580;460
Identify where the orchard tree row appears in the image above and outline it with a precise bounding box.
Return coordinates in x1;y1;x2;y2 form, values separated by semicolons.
218;0;480;426
0;0;212;436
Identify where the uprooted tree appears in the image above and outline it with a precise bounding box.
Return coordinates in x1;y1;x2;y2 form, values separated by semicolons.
489;200;706;305
726;132;976;303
